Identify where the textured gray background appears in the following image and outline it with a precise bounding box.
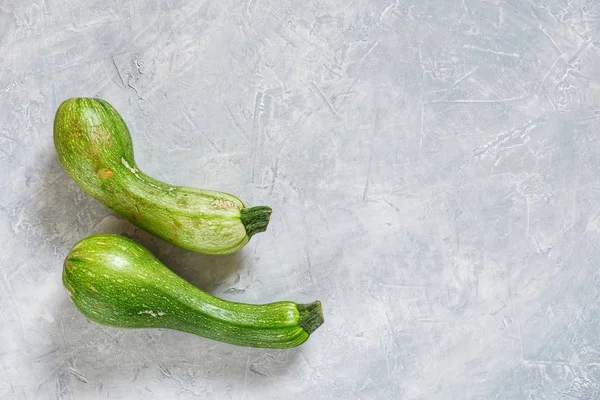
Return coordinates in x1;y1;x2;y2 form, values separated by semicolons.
1;0;600;399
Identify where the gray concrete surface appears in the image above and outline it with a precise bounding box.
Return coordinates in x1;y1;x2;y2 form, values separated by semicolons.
1;0;600;399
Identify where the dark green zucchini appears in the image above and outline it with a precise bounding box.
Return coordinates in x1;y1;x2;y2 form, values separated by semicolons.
63;234;324;349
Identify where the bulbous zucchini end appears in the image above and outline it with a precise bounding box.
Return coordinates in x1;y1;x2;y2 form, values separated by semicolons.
240;206;273;238
297;301;324;336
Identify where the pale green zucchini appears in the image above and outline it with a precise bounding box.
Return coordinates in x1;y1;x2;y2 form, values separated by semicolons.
54;98;271;255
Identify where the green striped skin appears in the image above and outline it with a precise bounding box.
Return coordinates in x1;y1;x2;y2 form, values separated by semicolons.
63;234;324;349
53;98;272;255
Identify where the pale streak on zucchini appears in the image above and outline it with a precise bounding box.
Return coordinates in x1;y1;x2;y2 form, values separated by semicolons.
63;234;324;349
53;97;271;255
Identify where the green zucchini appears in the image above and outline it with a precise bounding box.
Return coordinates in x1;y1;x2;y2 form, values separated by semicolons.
63;234;324;348
53;98;271;255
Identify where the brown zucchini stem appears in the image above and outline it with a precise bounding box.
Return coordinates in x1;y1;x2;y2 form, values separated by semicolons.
240;206;272;238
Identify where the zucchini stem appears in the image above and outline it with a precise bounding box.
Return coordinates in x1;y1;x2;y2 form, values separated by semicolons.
297;301;324;335
240;206;272;238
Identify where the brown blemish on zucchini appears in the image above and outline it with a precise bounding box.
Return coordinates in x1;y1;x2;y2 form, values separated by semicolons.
97;168;114;179
213;199;238;209
93;127;112;147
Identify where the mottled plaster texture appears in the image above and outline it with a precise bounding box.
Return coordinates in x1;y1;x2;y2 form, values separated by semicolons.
1;0;600;399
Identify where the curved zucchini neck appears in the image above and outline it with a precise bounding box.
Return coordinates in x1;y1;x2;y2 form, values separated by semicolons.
98;158;270;252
